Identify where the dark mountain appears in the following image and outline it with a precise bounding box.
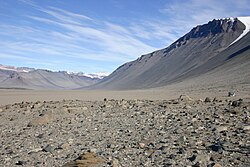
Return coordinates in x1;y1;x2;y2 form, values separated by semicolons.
90;17;250;90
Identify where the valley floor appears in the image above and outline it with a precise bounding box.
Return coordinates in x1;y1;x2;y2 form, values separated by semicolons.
0;81;249;106
0;80;249;166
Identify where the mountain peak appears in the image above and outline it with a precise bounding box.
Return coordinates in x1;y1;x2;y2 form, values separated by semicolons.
231;16;250;45
165;17;247;51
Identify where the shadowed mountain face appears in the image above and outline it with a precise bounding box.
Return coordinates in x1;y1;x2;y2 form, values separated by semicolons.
0;69;100;90
90;17;250;90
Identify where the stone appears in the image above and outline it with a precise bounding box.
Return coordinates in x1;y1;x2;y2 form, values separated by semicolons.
90;148;98;153
28;111;53;126
138;142;146;149
68;138;74;144
183;105;192;109
231;100;242;107
193;162;200;167
216;126;228;132
177;136;186;143
28;148;42;154
177;148;185;154
208;143;224;153
113;158;119;167
226;108;241;114
205;97;211;102
213;97;218;102
178;95;193;102
228;92;235;97
42;144;55;153
82;107;88;111
243;125;250;131
207;163;216;167
58;143;70;150
187;154;196;162
62;151;104;167
36;134;44;138
15;160;26;165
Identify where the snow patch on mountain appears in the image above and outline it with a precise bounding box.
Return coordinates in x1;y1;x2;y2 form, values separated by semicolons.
230;16;250;45
74;72;110;79
0;64;34;73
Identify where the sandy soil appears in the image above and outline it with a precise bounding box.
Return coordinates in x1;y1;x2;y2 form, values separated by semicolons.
0;88;233;106
1;81;249;106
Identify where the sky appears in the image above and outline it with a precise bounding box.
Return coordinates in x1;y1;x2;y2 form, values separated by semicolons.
0;0;250;73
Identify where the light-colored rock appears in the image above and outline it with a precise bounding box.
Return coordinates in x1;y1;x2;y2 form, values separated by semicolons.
82;107;88;111
62;151;104;167
28;148;43;154
217;126;228;132
213;164;223;167
183;105;192;109
59;143;70;150
178;95;193;102
28;111;53;126
243;125;250;131
113;158;119;167
138;142;146;149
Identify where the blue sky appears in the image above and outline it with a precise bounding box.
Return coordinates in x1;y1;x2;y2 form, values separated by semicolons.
0;0;250;73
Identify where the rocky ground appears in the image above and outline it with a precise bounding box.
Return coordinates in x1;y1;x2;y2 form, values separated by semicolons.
0;95;249;167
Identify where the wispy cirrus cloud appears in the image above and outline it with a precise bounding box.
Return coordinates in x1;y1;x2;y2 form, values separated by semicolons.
160;0;250;31
1;3;161;70
129;20;183;44
0;53;34;61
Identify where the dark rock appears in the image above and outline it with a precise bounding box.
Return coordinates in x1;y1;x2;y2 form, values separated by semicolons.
207;163;216;167
187;154;197;161
42;144;54;153
212;97;218;102
208;142;224;153
177;148;185;154
15;160;26;165
228;92;235;97
168;154;176;159
193;162;200;167
205;97;211;102
36;134;43;138
231;100;242;107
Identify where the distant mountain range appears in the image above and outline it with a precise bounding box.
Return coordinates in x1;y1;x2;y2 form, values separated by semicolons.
0;64;109;89
90;17;250;90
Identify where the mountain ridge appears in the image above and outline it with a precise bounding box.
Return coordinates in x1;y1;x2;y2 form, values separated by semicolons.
89;16;250;90
0;64;110;89
0;64;110;79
